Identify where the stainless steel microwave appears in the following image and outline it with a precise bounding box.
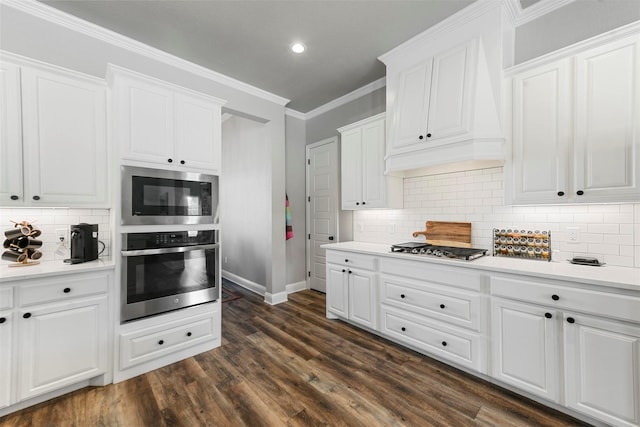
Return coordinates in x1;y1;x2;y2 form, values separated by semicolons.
121;166;218;225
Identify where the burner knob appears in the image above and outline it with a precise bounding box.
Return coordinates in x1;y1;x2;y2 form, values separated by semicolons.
411;248;419;254
434;250;443;257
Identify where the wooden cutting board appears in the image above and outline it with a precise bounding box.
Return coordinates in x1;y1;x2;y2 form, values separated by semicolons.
412;221;472;248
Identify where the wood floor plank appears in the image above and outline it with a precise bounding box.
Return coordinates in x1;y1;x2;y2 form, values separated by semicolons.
0;282;591;427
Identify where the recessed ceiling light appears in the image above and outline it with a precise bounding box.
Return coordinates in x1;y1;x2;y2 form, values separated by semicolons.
290;42;306;54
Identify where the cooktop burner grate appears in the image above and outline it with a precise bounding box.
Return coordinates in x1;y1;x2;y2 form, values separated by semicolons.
390;242;488;261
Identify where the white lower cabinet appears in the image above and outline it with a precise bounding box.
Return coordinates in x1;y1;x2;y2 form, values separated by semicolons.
326;262;377;329
491;298;559;401
0;270;111;413
491;274;640;427
564;313;640;427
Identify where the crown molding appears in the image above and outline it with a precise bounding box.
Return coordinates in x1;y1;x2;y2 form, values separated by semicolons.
1;0;290;106
504;20;640;76
504;0;576;27
304;77;386;121
284;108;306;120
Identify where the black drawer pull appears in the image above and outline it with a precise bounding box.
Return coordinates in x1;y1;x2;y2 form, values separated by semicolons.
344;259;349;263
167;158;173;163
441;341;447;347
180;160;185;165
342;269;346;273
187;332;192;337
0;317;6;324
158;340;164;345
439;304;445;309
400;294;405;299
63;287;71;293
551;294;560;301
348;270;352;274
23;313;31;319
545;312;552;319
401;327;406;332
10;195;18;201
567;317;575;324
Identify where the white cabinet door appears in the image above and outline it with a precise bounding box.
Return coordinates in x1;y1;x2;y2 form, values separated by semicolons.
390;60;432;150
20;66;108;206
564;313;640;427
174;92;222;173
348;268;377;329
326;264;348;318
18;296;107;400
0;62;23;205
427;39;476;142
360;118;386;208
0;312;12;409
512;59;572;204
340;127;363;210
573;36;640;202
491;298;559;402
116;75;174;165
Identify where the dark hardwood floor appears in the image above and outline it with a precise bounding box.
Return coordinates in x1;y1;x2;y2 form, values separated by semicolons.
1;282;589;427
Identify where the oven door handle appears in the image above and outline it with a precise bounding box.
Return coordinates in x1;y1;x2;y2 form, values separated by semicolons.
121;243;220;257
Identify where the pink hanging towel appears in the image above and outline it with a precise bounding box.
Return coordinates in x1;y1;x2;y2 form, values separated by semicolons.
286;194;294;240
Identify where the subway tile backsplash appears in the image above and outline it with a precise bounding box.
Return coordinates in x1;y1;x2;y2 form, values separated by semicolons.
353;167;639;268
0;208;111;264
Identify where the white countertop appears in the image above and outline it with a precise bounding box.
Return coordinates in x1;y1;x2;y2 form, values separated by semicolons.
0;257;115;283
322;241;640;292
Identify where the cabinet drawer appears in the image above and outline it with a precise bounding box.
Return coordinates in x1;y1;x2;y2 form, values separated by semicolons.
380;307;483;372
120;312;217;369
379;257;483;291
0;287;13;310
327;251;376;271
380;274;481;331
19;273;108;307
491;275;640;323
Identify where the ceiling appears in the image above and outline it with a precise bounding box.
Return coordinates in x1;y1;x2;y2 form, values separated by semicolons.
38;0;477;113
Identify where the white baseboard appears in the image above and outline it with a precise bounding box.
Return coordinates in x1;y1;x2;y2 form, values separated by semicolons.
286;280;307;294
265;291;288;305
222;270;265;296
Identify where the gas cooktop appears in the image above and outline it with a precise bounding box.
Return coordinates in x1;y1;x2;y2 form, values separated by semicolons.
390;242;488;261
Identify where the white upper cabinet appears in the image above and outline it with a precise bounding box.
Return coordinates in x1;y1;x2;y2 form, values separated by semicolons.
338;114;402;210
0;54;108;207
509;34;640;204
110;66;225;174
382;37;504;176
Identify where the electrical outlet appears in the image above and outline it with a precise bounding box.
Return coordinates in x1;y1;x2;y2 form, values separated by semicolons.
388;223;397;234
224;256;228;264
567;226;579;242
55;227;68;243
358;224;364;232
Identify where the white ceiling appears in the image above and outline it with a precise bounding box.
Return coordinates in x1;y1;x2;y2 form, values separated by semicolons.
38;0;476;113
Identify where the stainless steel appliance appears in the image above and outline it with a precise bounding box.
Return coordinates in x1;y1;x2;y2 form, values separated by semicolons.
64;223;99;264
121;166;218;225
390;242;487;261
120;230;219;322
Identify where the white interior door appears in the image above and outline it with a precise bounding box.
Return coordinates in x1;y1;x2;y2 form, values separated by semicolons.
306;137;339;293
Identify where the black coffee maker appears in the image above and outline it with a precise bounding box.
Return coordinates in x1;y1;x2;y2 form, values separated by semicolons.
65;223;99;264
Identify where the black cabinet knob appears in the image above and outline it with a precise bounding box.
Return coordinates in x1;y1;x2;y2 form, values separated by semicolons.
362;201;366;205
400;294;405;299
186;332;192;337
426;133;432;138
167;158;173;163
180;160;185;165
567;317;575;324
576;190;584;196
341;269;345;273
401;327;406;332
23;313;31;319
328;236;334;241
551;294;560;301
557;191;565;197
418;135;424;140
63;287;71;293
440;304;445;309
32;195;40;201
158;340;164;345
545;312;552;319
348;270;352;274
356;202;360;205
0;317;6;324
345;259;349;263
10;195;18;201
441;341;447;347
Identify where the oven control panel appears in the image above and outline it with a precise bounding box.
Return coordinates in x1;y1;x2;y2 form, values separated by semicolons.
125;230;216;250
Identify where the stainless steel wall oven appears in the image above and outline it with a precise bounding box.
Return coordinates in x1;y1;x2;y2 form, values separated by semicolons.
121;166;218;225
120;230;219;322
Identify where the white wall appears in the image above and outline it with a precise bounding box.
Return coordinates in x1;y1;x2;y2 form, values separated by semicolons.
353;167;640;268
221;116;269;287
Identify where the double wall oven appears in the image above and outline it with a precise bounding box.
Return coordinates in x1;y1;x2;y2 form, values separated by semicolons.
120;166;220;322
